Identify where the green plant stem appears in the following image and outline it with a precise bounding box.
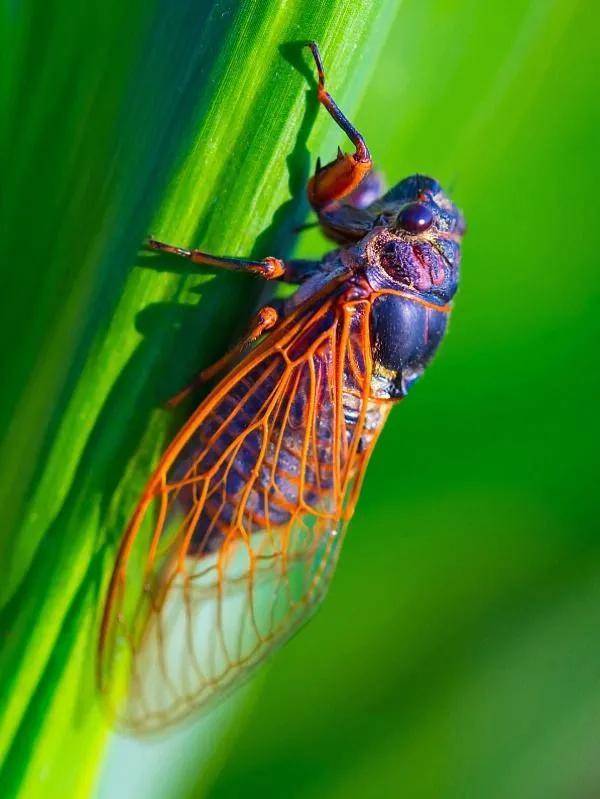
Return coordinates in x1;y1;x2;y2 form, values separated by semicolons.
0;0;399;795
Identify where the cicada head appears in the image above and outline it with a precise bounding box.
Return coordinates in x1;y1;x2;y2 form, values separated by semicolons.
367;175;465;305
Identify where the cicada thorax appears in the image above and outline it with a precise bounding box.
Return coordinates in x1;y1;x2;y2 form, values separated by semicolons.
369;293;449;399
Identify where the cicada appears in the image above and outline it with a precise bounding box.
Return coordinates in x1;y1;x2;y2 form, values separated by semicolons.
99;42;465;731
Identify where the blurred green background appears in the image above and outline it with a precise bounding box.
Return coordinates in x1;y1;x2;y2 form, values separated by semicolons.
197;2;600;797
3;0;599;796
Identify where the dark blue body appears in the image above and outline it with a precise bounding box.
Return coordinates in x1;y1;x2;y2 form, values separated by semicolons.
370;295;448;398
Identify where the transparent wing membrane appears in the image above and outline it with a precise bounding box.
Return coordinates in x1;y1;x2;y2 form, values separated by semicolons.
99;293;389;731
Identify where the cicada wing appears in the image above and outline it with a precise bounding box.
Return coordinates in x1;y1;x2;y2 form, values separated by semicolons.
99;293;389;732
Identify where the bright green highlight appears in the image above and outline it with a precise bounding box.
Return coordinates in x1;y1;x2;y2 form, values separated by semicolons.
0;0;398;796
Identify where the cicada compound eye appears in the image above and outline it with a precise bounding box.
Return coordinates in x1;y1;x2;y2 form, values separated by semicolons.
396;202;434;234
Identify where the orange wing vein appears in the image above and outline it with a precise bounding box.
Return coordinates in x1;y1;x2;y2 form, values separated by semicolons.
99;288;391;732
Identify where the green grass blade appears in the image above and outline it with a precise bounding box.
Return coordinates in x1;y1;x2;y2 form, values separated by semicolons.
0;0;399;795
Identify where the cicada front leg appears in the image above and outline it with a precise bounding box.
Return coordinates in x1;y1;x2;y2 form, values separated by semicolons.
306;42;373;212
304;43;387;244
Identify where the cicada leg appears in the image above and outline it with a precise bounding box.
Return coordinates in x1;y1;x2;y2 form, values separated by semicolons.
148;238;286;280
306;41;373;212
148;238;323;286
166;304;280;408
